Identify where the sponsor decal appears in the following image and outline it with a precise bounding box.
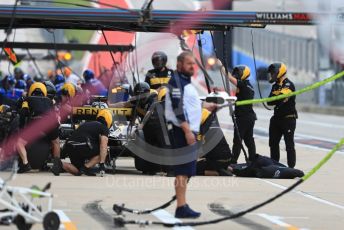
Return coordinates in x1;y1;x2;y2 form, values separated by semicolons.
72;107;132;116
256;13;293;20
256;13;311;21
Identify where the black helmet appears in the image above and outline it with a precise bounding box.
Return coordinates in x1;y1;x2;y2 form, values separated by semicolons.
54;74;65;85
232;65;251;81
121;83;133;96
268;62;287;84
4;75;16;86
43;80;57;99
133;82;150;96
83;69;95;82
14;67;23;77
151;51;167;70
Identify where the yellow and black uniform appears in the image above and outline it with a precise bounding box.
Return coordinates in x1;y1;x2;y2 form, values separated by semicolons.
20;83;59;142
197;109;232;175
63;121;109;169
144;68;173;90
267;77;297;168
131;82;158;119
132;83;164;173
232;79;257;163
231;66;257;163
18;82;59;171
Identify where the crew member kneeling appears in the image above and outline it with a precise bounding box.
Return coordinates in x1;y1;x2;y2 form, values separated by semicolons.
54;109;113;176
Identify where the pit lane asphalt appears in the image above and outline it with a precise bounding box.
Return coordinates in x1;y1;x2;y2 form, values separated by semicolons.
1;0;344;229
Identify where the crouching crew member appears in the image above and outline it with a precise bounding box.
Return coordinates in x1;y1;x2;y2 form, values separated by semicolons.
132;82;169;174
267;63;297;168
196;109;233;176
53;109;112;176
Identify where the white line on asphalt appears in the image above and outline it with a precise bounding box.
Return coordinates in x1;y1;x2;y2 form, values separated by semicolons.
252;134;344;156
292;141;344;156
293;132;344;144
152;209;194;230
256;115;344;129
221;121;342;143
54;209;78;230
295;119;344;129
220;122;344;155
255;125;343;144
253;125;343;143
257;179;344;211
256;213;307;229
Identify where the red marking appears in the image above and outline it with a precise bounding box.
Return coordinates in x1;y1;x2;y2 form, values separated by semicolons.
292;13;310;21
87;0;134;77
4;47;18;64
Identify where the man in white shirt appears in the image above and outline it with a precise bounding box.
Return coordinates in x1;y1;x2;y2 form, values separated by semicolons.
165;51;217;218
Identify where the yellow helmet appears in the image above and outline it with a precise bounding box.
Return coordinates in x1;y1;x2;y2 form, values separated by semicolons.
268;62;287;83
232;65;251;81
28;82;47;97
150;89;158;95
200;108;211;125
96;109;113;128
0;105;6;113
61;83;76;98
0;104;11;113
158;87;167;101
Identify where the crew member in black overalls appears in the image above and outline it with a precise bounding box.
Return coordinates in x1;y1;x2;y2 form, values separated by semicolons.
17;82;60;173
267;62;297;168
223;65;257;163
132;82;157;120
54;109;112;176
131;82;164;174
145;51;173;90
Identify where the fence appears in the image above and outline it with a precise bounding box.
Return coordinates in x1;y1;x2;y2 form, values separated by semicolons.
232;28;344;106
233;28;318;76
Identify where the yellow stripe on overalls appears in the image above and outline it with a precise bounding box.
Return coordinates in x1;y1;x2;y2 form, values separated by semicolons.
150;77;170;86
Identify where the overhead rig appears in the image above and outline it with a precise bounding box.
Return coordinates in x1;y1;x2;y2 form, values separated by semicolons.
0;42;135;65
0;5;324;32
0;42;135;52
